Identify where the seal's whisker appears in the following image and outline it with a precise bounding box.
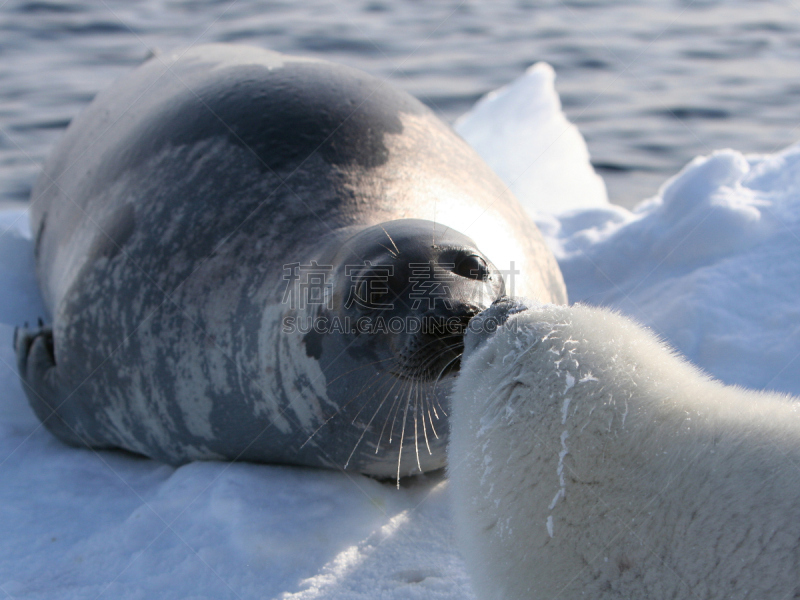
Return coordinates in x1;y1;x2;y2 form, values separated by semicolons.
380;225;401;256
344;375;398;468
428;406;439;439
413;384;422;471
403;341;461;442
433;351;463;417
299;367;395;450
396;382;414;488
408;358;439;442
414;374;438;442
419;380;432;455
419;378;440;441
406;332;464;356
303;356;406;450
312;327;465;469
430;399;440;421
432;350;464;393
348;364;399;424
349;374;393;425
389;335;463;385
299;417;335;449
386;372;415;446
346;367;397;423
377;243;397;258
419;382;440;441
323;357;417;448
393;333;464;365
322;355;396;388
376;375;409;452
417;342;463;379
395;377;417;443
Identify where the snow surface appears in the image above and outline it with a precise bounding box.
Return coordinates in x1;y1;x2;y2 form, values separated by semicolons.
455;62;609;214
539;143;800;395
3;63;800;598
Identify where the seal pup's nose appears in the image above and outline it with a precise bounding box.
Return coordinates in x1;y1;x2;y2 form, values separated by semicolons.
464;297;538;356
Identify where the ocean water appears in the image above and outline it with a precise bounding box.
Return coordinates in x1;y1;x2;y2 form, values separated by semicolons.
2;0;800;208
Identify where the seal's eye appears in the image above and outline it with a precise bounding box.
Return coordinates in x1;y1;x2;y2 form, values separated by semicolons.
455;254;489;281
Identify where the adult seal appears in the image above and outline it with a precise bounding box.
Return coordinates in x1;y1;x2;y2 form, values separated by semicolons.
450;300;800;599
15;44;566;480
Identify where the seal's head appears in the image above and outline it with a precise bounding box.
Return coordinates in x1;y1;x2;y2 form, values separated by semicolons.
303;219;505;480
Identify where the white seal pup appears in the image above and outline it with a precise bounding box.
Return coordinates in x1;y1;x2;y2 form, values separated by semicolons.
14;45;566;480
449;299;800;599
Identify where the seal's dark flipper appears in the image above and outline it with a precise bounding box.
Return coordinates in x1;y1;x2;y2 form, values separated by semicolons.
14;324;84;446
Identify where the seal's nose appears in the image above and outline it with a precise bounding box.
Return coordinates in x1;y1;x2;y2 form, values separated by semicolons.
419;302;480;337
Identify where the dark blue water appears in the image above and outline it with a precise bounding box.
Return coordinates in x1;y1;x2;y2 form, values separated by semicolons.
2;0;800;208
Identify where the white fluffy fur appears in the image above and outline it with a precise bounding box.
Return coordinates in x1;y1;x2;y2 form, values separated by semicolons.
449;304;800;600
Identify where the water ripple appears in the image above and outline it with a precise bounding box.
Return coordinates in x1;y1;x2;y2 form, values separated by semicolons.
1;0;800;207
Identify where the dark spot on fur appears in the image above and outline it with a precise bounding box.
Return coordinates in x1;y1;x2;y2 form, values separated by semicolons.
94;59;425;196
617;555;633;573
304;330;323;359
